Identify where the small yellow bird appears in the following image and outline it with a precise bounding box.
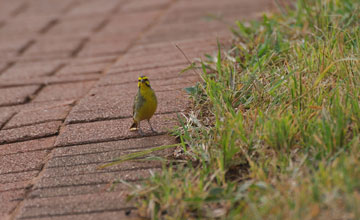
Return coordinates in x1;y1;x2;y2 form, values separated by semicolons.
130;76;157;135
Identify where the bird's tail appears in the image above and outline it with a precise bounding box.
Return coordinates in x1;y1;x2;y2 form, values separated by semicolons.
129;121;138;131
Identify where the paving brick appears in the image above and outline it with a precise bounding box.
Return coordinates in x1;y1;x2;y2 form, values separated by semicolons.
100;11;159;35
111;59;188;75
162;0;270;25
0;62;6;73
0;137;56;156
0;180;30;192
0;110;15;129
50;147;156;167
0;50;19;61
34;168;159;191
18;211;140;220
29;183;128;199
65;85;186;123
0;73;100;88
0;60;63;80
0;170;39;184
99;66;199;86
0;100;74;116
108;53;187;74
0;190;25;215
0;37;29;54
33;81;96;102
0;85;40;106
106;37;227;74
68;55;117;65
56;61;110;76
142;22;229;44
0;15;52;36
56;113;177;146
23;0;75;16
47;146;172;170
78;35;132;57
0;150;48;174
22;37;84;59
141;0;270;44
4;105;71;129
0;201;17;219
0;121;61;144
0;189;25;201
67;0;120;16
53;135;176;157
0;0;25;20
121;0;170;12
46;15;106;38
17;192;134;219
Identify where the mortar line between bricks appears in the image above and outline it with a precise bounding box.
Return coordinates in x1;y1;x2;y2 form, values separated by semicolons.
70;37;90;57
0;61;15;76
46;63;67;77
3;118;67;130
0;111;16;130
0;135;58;148
10;2;29;17
17;40;36;56
0;168;41;176
38;19;59;34
0;77;98;89
26;85;45;104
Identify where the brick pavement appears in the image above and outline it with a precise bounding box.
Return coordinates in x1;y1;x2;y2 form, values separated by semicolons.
0;0;272;219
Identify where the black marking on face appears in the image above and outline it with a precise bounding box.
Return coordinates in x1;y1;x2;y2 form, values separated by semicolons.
138;76;151;87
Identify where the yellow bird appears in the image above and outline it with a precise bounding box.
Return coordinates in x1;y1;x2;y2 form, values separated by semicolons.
130;76;157;135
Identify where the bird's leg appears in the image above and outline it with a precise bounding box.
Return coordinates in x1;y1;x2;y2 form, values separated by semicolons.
137;121;144;136
147;119;157;133
136;122;144;136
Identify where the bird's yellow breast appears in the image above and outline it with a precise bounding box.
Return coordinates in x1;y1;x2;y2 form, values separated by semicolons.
133;85;157;122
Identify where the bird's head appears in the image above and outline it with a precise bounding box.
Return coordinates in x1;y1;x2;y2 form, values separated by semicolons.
138;76;151;88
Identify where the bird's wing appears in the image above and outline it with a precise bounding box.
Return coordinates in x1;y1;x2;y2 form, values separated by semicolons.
133;90;145;118
132;91;138;116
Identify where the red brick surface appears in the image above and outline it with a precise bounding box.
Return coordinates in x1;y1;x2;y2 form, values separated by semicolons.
0;85;40;106
56;113;177;147
4;106;70;129
0;60;63;79
0;0;271;218
32;81;96;102
0;137;56;156
0;121;61;144
0;110;15;129
0;150;48;174
0;171;39;185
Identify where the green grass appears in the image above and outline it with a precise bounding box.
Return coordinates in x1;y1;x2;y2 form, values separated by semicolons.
124;0;360;219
